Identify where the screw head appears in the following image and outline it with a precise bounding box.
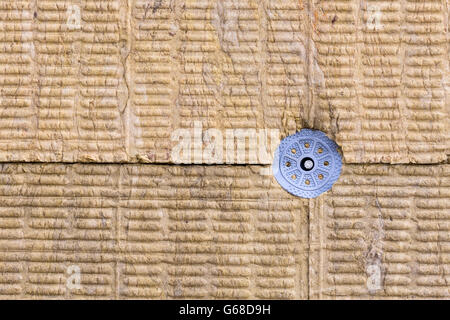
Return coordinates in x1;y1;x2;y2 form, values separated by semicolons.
304;159;314;170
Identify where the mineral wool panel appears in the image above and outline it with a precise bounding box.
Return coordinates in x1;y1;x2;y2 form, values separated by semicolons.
310;0;448;164
310;164;450;299
0;0;128;162
128;0;305;163
0;0;306;164
0;163;308;299
0;0;447;164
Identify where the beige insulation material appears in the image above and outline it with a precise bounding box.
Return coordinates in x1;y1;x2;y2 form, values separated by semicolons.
309;0;449;164
0;164;309;299
310;165;450;299
0;0;448;300
0;163;448;299
0;0;447;163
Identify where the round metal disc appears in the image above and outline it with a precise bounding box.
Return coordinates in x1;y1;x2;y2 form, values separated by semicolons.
272;129;342;198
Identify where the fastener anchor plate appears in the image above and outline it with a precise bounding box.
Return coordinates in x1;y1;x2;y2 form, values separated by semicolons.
273;129;342;198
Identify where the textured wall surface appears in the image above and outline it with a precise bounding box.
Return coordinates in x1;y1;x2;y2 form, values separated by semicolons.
0;164;309;299
0;0;448;299
310;165;450;299
0;0;447;163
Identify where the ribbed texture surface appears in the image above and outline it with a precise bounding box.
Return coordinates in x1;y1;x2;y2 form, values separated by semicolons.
0;0;446;163
0;164;308;299
0;0;447;300
310;164;450;299
311;0;448;163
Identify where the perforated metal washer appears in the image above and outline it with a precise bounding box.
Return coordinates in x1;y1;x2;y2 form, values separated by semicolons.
272;129;342;198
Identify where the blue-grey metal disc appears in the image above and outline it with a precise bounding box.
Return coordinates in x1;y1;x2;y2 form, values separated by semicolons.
273;129;342;198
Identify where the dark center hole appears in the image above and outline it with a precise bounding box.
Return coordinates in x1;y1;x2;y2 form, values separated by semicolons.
300;157;314;171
